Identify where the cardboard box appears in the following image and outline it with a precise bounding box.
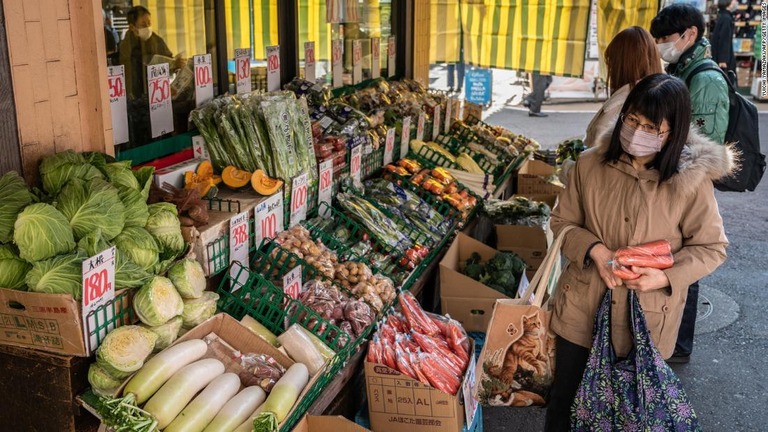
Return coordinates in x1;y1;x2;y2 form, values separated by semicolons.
294;415;372;432
365;340;477;432
517;159;564;195
153;158;201;190
495;223;553;272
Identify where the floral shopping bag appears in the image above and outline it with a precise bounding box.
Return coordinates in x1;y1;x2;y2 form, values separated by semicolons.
570;291;702;431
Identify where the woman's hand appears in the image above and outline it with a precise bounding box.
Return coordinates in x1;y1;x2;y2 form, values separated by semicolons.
623;266;671;292
589;244;622;289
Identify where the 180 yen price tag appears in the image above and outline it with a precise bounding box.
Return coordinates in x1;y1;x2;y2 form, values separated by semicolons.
282;266;302;299
107;65;128;145
194;54;214;107
290;172;309;227
235;48;251;95
147;63;173;138
229;211;250;290
318;160;333;217
383;128;396;166
266;45;281;92
82;246;116;354
350;144;363;187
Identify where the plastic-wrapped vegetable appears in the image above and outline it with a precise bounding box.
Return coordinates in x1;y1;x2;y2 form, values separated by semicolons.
277;324;330;376
337;193;413;254
394;339;418;379
420;353;461;395
399;291;441;337
237;352;286;392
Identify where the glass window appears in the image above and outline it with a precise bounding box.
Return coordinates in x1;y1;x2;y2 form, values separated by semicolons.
224;0;279;92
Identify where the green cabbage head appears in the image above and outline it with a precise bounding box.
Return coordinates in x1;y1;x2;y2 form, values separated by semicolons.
145;203;185;260
0;171;33;243
134;276;184;327
25;252;84;299
55;178;125;241
78;230;152;290
0;245;31;290
141;316;183;352
105;163;155;228
181;292;220;329
167;258;206;299
13;203;76;262
95;325;157;378
39;150;103;196
114;226;160;273
88;363;123;397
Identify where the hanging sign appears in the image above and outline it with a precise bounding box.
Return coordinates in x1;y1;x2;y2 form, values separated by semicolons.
371;37;381;79
332;39;343;88
350;144;363;186
266;45;281;92
289;172;309;227
191;135;210;161
283;266;302;299
147;63;173;138
400;116;411;159
352;40;363;84
235;48;251;94
254;192;284;249
432;105;441;140
229;211;250;288
193;54;214;107
318;159;334;218
383;128;396;166
81;246;116;354
304;41;316;82
387;36;396;78
107;65;128;145
416;112;426;141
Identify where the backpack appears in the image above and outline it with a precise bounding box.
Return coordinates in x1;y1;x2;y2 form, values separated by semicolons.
686;63;765;192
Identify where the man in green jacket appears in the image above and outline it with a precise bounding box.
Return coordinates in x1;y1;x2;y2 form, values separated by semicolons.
651;3;730;145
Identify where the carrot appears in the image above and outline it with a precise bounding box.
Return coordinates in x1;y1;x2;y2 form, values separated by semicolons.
612;264;641;280
617;254;674;269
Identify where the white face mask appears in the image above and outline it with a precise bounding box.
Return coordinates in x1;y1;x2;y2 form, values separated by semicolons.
657;30;688;64
137;26;153;42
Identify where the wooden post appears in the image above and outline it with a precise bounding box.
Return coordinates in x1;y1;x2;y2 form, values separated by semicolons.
0;0;23;175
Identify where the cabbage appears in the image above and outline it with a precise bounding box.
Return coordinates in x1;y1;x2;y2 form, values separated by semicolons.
95;325;157;378
82;152;116;176
39;150;103;196
145;203;185;260
25;253;84;298
56;178;125;241
106;163;154;228
78;230;152;290
114;227;160;273
105;161;141;191
134;276;184;326
0;245;31;290
142;316;183;351
88;363;123;397
181;292;220;329
13;203;76;262
0;171;33;243
167;259;206;299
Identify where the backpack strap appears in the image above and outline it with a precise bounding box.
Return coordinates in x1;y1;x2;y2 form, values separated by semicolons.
684;62;737;94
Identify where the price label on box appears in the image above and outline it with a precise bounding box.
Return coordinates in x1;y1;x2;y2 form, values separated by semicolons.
400;116;411;159
416;112;425;141
384;128;396;166
332;39;343;88
229;211;250;289
387;36;396;78
194;54;214;107
254;192;284;249
82;246;116;354
432;105;441;140
282;265;302;299
352;40;362;84
350;144;363;187
266;45;281;92
147;63;174;138
235;48;251;95
289;172;309;227
371;37;381;79
192;135;210;161
107;65;129;145
318;160;333;217
304;41;316;82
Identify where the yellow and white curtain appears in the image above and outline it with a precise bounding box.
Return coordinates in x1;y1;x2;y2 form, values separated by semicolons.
597;0;660;73
430;0;462;64
224;0;278;60
138;0;208;57
298;0;333;61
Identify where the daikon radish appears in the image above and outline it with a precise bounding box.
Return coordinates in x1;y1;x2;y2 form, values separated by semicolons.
143;358;225;429
232;405;266;432
164;372;241;432
203;386;267;432
252;363;309;432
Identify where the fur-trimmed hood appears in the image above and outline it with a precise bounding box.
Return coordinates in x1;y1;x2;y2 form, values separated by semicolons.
590;126;737;197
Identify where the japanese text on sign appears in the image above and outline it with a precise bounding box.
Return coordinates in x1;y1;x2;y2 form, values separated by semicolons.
445;98;454;134
107;65;128;145
192;136;210;161
147;63;173;138
194;54;214;107
332;39;343;88
371;37;381;79
254;192;284;248
350;144;363;187
388;36;396;78
352;40;363;84
230;211;250;289
82;246;116;354
283;266;302;299
304;41;316;82
432;106;441;140
235;48;251;95
400;116;411;159
289;172;309;227
384;128;396;166
416;112;425;141
266;45;281;92
318;160;333;218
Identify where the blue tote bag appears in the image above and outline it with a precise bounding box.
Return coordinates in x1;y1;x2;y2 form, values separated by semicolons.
570;291;702;431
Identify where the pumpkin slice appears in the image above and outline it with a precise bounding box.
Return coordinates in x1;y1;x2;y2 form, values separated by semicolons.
196;160;214;179
222;166;251;189
251;170;283;196
184;172;214;197
211;175;222;186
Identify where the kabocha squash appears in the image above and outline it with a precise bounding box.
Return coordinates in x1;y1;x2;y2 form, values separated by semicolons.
184;172;215;198
222;166;251;189
196;160;214;179
251;170;283;196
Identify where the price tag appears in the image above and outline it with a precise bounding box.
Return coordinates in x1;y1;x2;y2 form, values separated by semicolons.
400;116;411;159
332;39;343;88
445;98;454;134
371;37;381;79
193;54;214;107
387;36;396;78
432;105;441;140
384;128;396;166
318;159;333;218
82;246;116;354
282;265;302;299
463;350;478;427
266;45;280;92
304;41;316;82
352;40;362;84
416;112;426;141
350;144;362;187
107;66;128;145
192;135;210;161
229;211;250;289
147;63;173;138
234;48;251;95
289;172;309;227
254;192;284;248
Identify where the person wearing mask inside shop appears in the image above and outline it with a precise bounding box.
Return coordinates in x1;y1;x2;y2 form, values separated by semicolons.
119;5;173;99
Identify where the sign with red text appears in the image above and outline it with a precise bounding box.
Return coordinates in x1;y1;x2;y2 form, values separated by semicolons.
318;159;333;217
194;54;214;107
289;172;309;227
254;192;284;248
282;266;302;299
350;144;362;187
352;40;362;84
82;246;116;354
304;41;316;82
332;39;343;88
445;98;454;134
235;48;251;95
416;112;425;141
147;63;173;138
107;66;128;145
383;128;396;166
266;45;281;92
400;116;411;159
387;36;396;78
229;211;250;287
371;37;381;79
432;105;441;140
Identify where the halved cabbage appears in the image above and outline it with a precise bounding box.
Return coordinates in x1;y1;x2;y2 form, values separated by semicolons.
95;325;157;378
88;363;124;397
181;292;220;329
167;259;206;299
134;276;184;327
142;316;183;352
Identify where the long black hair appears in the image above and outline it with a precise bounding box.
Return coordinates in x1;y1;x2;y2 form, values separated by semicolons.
602;74;692;182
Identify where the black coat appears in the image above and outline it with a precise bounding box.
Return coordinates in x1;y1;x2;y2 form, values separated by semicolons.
710;9;735;72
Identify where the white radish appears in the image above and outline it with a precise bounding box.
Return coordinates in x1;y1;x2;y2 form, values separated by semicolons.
252;363;309;432
164;372;241;432
204;386;267;432
232;405;267;432
123;339;208;404
143;358;225;429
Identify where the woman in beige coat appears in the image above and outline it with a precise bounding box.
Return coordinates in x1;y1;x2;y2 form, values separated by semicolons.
544;74;734;431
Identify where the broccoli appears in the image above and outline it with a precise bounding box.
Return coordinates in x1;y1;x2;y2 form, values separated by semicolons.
462;252;527;297
464;262;486;281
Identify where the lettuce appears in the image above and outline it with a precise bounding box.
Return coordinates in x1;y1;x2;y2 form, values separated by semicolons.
39;150;103;196
0;245;31;290
13;203;76;262
56;178;125;241
114;227;160;273
0;172;34;243
25;252;84;299
145;203;185;260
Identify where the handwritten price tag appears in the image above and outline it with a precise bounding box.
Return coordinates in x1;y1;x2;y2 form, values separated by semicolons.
304;41;316;82
387;36;396;78
229;211;250;289
332;39;343;88
352;40;362;84
235;48;251;95
254;192;284;249
82;246;116;354
147;63;173;138
282;266;302;299
350;144;363;187
194;54;214;107
266;45;280;92
290;172;309;227
416;112;426;141
371;37;381;79
107;65;128;145
445;98;454;134
400;116;412;159
384;128;396;166
318;160;333;218
433;105;441;140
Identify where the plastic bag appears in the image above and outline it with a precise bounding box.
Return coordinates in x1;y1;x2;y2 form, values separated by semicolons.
237;353;286;392
399;291;441;337
611;240;674;280
277;324;329;376
419;353;461;395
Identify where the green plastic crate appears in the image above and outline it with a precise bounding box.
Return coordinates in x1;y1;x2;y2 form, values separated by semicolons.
204;217;257;276
413;142;459;169
84;290;136;352
362;147;385;179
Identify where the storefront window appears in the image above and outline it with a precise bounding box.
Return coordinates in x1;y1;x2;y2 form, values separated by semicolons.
224;0;278;92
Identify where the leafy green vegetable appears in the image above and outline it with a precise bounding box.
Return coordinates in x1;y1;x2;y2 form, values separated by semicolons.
14;203;76;262
133;276;184;327
56;178;125;241
482;197;550;226
145;203;185;261
88;363;124;397
104;163;154;228
25;252;84;298
141;316;183;352
114;226;160;273
0;245;31;290
0;171;34;243
167;258;206;299
39;150;103;196
82;152;116;176
180;292;219;329
96;325;157;378
461;251;527;298
78;230;152;290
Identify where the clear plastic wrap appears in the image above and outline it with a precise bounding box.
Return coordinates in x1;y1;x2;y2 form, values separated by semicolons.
399;291;441;337
611;239;674;280
277;324;329;376
237;353;286;392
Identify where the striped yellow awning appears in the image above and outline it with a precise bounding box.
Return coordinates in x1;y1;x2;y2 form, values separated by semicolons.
224;0;279;60
430;0;461;63
138;0;207;57
299;0;332;61
597;0;660;77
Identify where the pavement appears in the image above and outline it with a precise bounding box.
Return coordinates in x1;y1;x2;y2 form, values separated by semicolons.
437;68;768;431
